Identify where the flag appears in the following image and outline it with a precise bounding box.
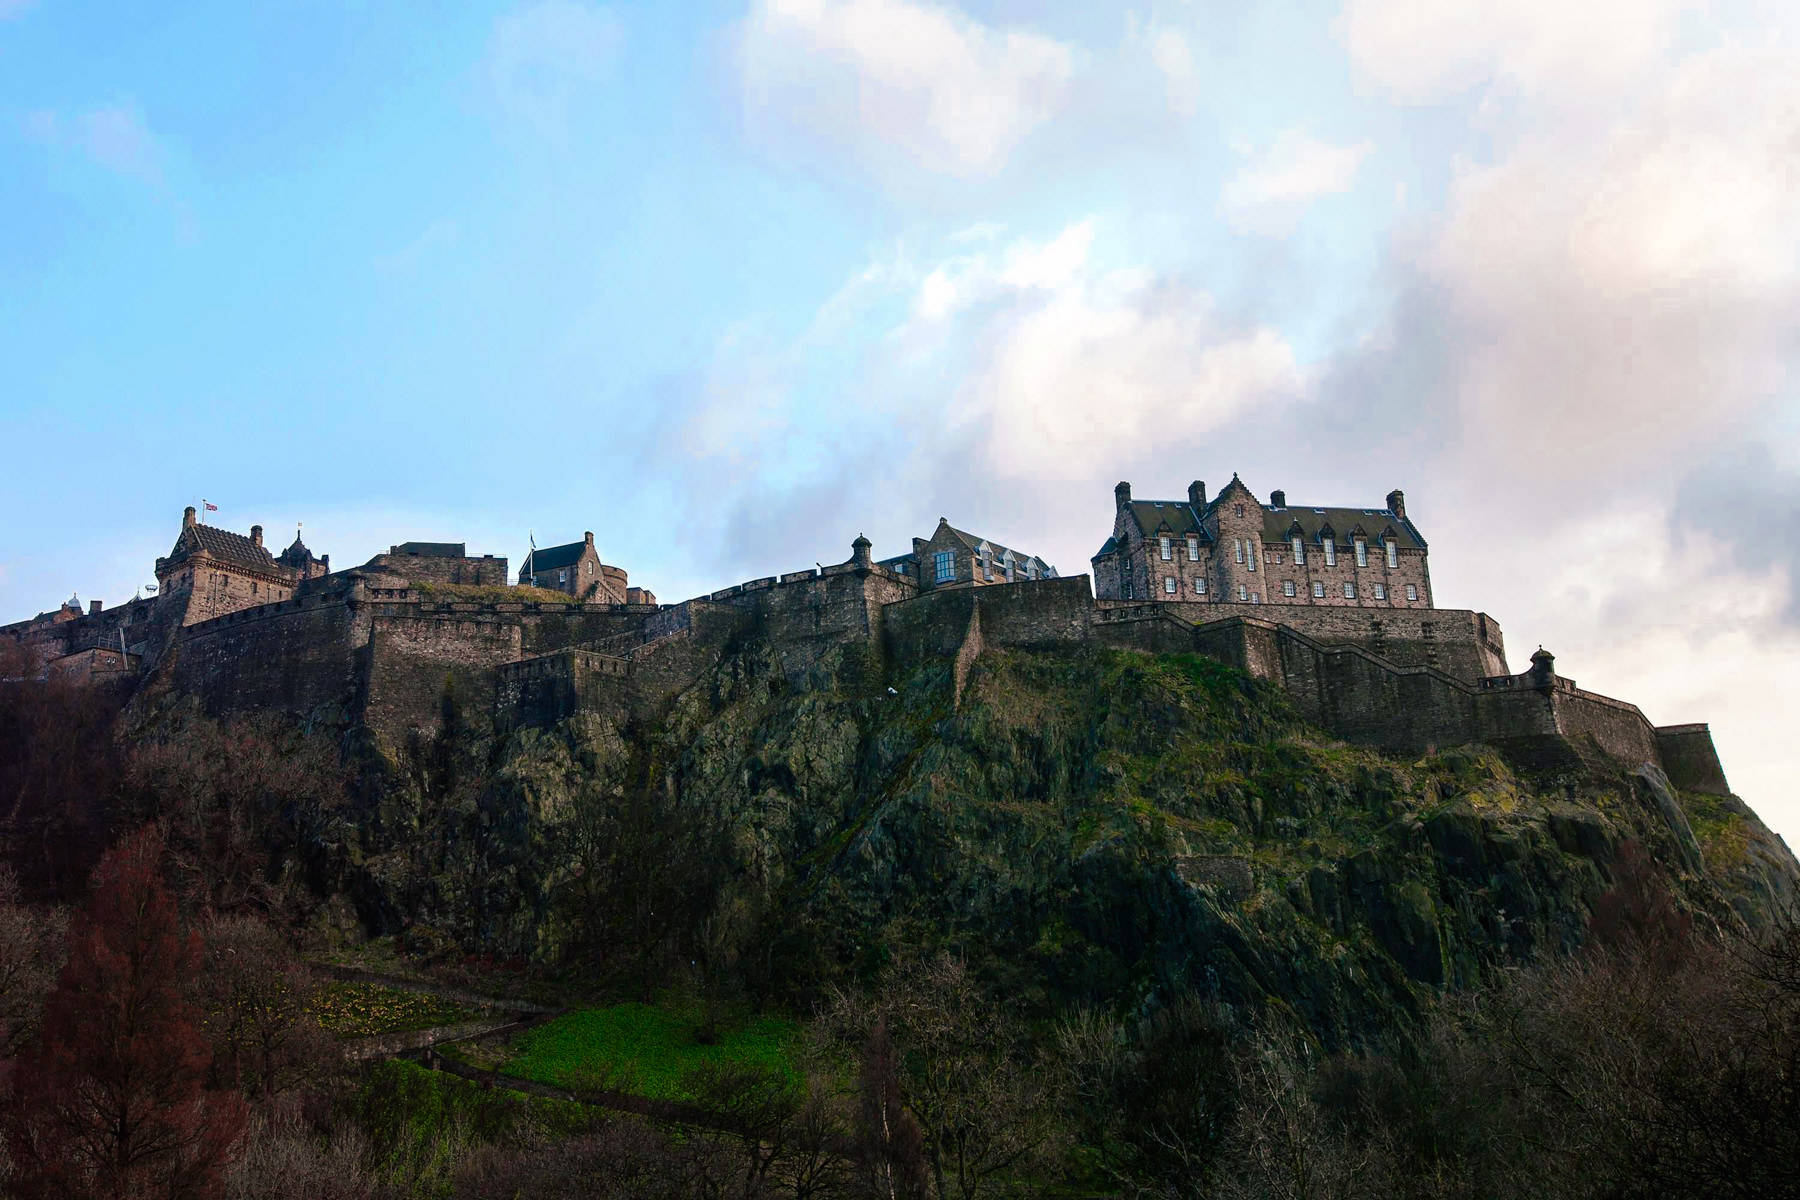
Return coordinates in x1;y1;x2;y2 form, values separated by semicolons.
203;501;218;512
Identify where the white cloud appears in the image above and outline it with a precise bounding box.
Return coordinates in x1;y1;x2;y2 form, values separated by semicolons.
487;0;624;131
1338;0;1687;105
1417;41;1800;478
1218;132;1373;235
1148;27;1201;118
736;0;1077;177
24;101;166;187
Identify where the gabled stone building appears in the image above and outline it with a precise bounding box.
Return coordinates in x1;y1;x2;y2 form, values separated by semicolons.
520;532;654;605
879;518;1056;590
155;506;327;626
1092;476;1432;608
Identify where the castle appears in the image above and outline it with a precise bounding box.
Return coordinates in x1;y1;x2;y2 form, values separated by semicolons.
0;480;1732;798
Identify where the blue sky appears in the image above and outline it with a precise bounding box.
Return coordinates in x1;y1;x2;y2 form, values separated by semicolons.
3;0;1797;839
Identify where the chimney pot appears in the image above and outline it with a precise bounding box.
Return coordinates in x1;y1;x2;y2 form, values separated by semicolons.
1188;480;1206;508
1270;489;1287;508
1115;481;1132;510
251;524;263;547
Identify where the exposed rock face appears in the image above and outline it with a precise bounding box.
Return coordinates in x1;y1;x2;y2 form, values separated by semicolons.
335;637;1796;1046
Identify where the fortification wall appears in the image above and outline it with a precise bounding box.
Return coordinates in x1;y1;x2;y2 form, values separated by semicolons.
165;594;366;725
363;611;522;747
1099;600;1508;681
705;565;916;685
884;575;1092;669
364;553;508;587
1656;724;1732;795
495;649;632;729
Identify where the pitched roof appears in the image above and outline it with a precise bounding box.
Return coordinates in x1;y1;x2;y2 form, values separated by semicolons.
167;524;281;574
1124;500;1212;538
522;540;588;573
938;524;1055;575
1262;505;1427;549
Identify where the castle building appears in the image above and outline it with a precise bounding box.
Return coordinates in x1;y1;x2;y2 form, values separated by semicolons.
1092;476;1432;609
155;506;330;626
520;532;654;605
878;518;1056;590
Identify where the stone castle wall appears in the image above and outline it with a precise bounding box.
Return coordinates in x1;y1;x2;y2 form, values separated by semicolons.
1100;600;1508;681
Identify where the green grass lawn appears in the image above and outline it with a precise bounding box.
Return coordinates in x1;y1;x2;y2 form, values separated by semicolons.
311;980;490;1037
502;1002;802;1101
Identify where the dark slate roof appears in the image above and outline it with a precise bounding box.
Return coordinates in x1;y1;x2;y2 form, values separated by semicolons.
523;541;586;573
1092;536;1119;559
392;541;465;557
168;524;280;574
1262;505;1427;549
1124;500;1214;539
941;525;1055;575
278;530;315;567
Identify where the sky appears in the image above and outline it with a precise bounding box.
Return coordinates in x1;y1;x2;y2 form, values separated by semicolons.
1;0;1795;840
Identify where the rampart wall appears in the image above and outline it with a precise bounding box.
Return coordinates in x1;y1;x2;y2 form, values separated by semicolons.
166;593;367;726
1097;599;1509;680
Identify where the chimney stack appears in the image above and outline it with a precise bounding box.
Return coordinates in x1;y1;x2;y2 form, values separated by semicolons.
1387;489;1406;519
89;599;102;615
584;531;595;546
1270;489;1287;508
251;524;263;548
1188;480;1206;508
1115;481;1132;511
183;505;197;528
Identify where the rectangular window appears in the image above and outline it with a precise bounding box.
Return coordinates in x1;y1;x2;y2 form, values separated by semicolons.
1234;539;1244;564
1324;540;1336;567
1238;584;1248;601
1246;541;1257;572
1194;578;1207;595
1354;539;1368;567
1164;576;1177;594
1251;593;1260;604
558;569;568;585
1343;582;1357;599
1312;581;1325;598
1373;583;1386;600
933;551;955;583
1160;536;1172;561
1283;580;1296;597
1291;536;1305;565
1186;535;1199;561
1406;584;1419;601
1386;539;1399;568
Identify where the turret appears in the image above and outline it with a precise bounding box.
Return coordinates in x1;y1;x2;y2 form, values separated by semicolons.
1528;647;1556;688
1115;481;1132;511
851;534;873;570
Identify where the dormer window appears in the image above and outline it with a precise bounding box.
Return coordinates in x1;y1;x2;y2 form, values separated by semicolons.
1159;536;1172;561
1354;538;1368;567
1186;535;1199;561
1385;538;1399;568
1323;538;1336;567
1291;536;1305;565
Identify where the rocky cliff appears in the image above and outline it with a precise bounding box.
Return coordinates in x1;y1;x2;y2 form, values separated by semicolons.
323;630;1796;1045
